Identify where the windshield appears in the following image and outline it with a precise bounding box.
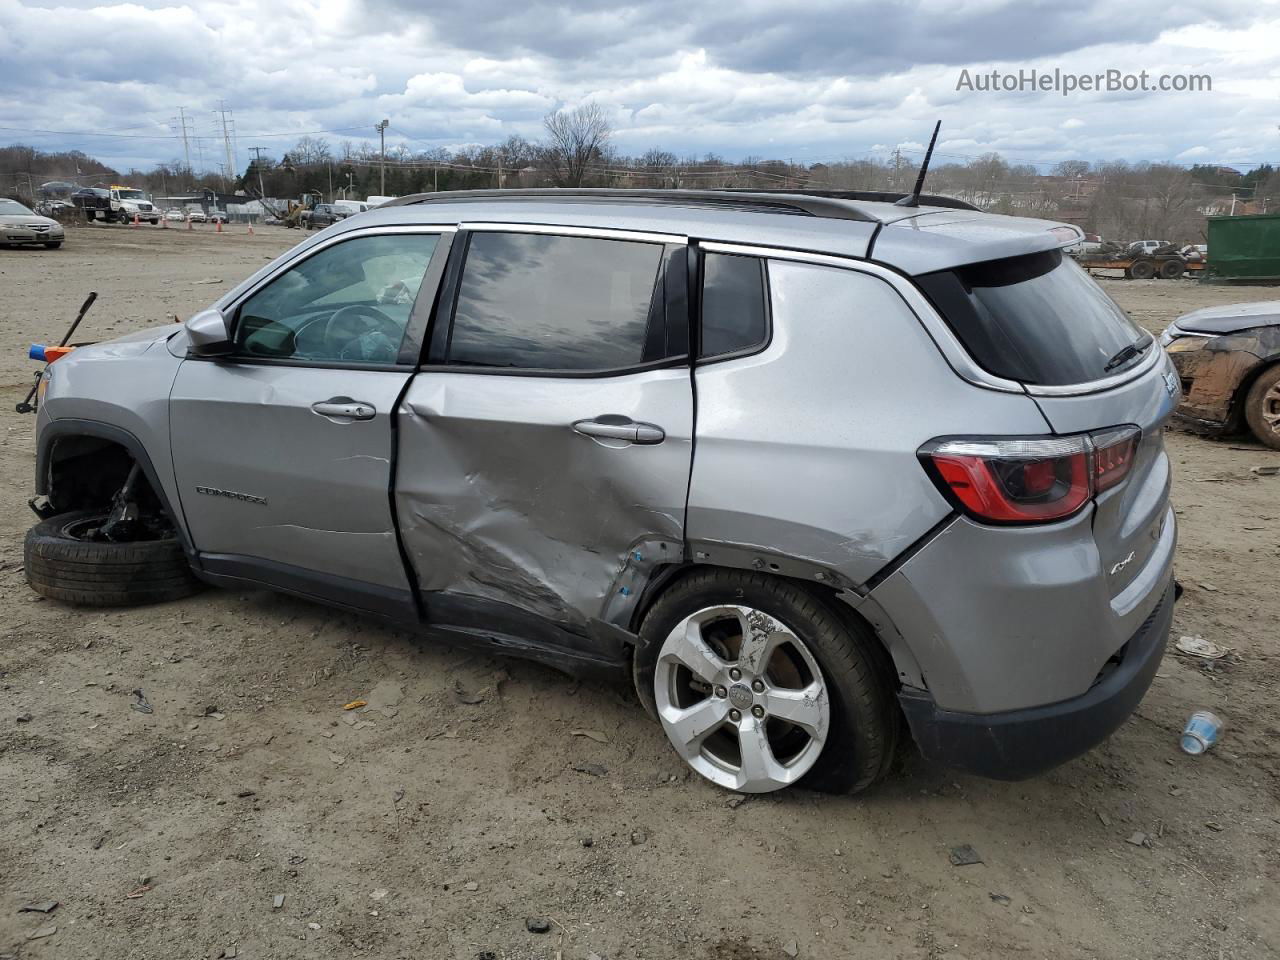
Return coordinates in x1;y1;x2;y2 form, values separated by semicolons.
0;199;34;216
916;249;1151;385
116;189;144;199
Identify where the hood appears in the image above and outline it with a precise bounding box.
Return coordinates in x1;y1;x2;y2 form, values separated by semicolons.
69;323;181;361
1175;300;1280;336
0;213;59;227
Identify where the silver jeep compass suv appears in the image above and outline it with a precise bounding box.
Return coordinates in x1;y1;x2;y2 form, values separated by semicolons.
26;189;1178;794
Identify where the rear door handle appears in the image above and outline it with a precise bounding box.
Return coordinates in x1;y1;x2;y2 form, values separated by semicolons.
572;417;665;445
312;397;376;421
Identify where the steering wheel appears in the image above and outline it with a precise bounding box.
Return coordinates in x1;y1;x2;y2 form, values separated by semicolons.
322;304;402;362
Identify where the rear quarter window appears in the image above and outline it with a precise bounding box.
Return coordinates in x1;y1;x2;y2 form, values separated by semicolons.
915;249;1150;386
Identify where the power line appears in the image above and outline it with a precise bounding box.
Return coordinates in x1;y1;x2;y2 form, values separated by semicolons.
0;124;369;140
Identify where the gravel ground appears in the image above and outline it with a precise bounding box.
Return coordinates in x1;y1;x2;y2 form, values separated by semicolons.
0;222;1277;960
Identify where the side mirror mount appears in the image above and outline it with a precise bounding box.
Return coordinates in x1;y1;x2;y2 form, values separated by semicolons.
185;308;233;357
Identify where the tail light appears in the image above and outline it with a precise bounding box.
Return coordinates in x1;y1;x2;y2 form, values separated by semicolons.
921;426;1140;524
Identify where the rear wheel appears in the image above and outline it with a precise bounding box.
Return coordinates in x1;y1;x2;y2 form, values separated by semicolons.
635;569;898;794
1127;259;1156;280
1159;258;1185;279
24;509;200;606
1244;364;1280;450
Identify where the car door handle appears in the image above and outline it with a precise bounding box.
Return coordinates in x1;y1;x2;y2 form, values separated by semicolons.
572;417;665;445
312;397;376;421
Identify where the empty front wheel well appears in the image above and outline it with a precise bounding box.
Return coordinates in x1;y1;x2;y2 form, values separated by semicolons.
44;435;167;521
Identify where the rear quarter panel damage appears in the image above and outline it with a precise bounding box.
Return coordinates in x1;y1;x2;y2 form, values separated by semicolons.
685;259;1052;588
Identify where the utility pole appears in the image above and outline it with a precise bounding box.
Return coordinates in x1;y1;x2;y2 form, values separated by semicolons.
176;107;194;189
376;119;389;196
249;146;268;200
216;101;236;188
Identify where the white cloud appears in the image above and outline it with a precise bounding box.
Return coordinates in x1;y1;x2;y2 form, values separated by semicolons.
0;0;1276;172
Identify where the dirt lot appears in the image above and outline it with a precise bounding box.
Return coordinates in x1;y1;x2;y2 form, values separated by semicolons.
1;222;1278;960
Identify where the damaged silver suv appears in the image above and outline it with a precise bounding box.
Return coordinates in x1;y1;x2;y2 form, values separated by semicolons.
26;189;1179;794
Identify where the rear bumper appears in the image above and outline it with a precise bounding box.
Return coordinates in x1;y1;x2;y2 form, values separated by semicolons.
898;581;1173;780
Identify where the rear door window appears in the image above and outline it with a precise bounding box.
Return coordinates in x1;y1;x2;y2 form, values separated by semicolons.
447;232;668;371
700;252;768;359
915;249;1151;385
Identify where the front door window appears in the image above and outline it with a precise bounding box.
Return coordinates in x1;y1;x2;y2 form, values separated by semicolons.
235;233;440;364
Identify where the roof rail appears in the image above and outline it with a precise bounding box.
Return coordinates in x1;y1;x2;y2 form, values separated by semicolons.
380;188;879;222
724;188;980;212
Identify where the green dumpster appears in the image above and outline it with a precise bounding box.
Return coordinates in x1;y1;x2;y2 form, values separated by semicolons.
1206;213;1280;282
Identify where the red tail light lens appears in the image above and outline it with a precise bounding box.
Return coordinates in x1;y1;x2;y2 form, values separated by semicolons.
922;427;1140;524
1091;425;1140;493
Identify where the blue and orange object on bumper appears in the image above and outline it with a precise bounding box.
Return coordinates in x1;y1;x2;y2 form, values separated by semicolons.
29;344;76;363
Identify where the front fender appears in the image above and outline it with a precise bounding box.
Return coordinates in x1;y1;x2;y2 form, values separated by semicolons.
37;330;188;546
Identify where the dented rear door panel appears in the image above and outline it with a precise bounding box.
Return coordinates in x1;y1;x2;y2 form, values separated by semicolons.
396;368;693;637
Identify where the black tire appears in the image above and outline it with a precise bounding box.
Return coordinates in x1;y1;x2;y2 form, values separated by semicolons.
634;569;900;794
1127;259;1156;280
1244;364;1280;451
1159;259;1185;279
44;241;62;249
24;510;200;606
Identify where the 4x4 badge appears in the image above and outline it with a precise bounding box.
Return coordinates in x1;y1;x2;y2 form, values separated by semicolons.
1110;551;1136;575
1163;370;1179;396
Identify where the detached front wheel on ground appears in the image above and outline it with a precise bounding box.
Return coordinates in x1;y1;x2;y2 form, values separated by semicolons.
636;570;899;795
24;509;200;606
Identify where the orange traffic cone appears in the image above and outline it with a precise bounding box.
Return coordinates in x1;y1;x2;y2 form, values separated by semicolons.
187;215;193;230
247;224;254;235
216;219;223;234
161;215;167;229
131;212;139;227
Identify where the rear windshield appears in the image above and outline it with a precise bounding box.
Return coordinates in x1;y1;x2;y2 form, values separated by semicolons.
916;249;1151;385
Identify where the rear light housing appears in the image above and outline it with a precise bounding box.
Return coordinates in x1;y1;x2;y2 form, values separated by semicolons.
920;426;1140;525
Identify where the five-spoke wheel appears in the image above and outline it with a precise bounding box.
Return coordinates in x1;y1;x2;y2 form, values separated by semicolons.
637;570;898;795
654;605;830;792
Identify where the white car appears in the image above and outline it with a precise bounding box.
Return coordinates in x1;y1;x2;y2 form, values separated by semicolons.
1127;239;1174;255
164;208;186;221
0;198;66;249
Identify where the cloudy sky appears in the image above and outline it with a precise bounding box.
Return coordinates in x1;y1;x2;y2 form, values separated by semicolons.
1;0;1278;174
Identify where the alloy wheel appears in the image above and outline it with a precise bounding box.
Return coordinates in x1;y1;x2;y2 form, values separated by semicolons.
654;604;830;793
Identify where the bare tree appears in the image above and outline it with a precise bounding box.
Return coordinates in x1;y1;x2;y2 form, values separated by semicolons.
542;102;612;187
1053;160;1090;179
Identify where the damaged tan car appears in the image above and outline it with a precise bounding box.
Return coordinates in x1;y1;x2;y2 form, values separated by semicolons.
1163;301;1280;450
